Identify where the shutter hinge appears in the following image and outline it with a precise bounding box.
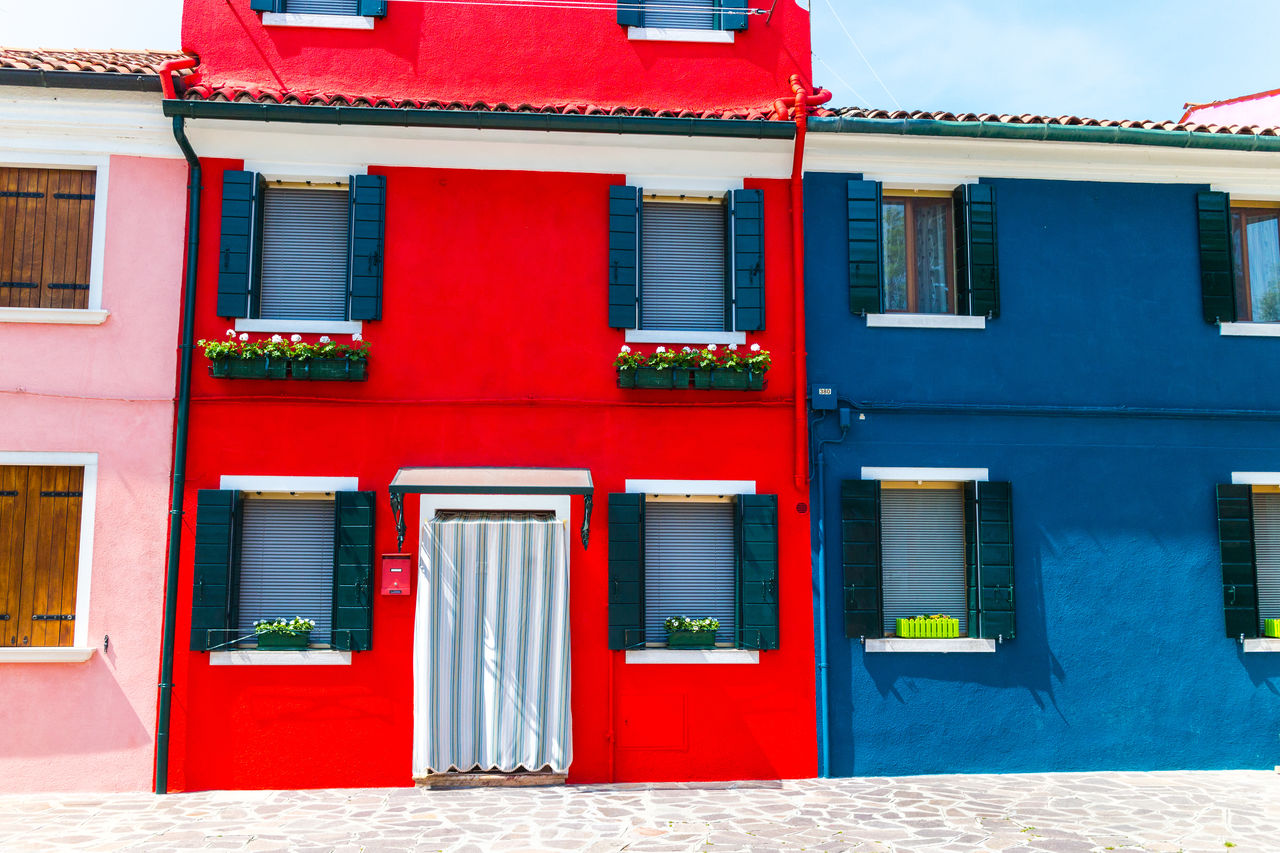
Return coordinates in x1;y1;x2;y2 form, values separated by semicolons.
53;193;95;200
31;614;75;621
0;490;17;497
0;614;8;620
41;491;83;498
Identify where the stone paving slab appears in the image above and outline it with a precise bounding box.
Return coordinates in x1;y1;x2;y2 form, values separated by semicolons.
0;771;1277;853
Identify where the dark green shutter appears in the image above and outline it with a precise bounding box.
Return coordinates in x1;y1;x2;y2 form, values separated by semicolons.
720;0;748;30
608;185;640;329
1217;484;1259;638
608;493;644;649
974;481;1014;639
840;480;882;638
217;170;258;318
955;183;1000;319
1198;191;1236;324
333;491;375;651
358;0;387;15
962;482;979;633
250;0;284;11
191;489;239;651
731;188;764;331
847;179;882;315
736;494;779;650
617;0;642;28
348;174;386;322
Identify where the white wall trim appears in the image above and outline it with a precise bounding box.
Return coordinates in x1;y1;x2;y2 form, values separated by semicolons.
627;175;742;195
0;647;95;663
1231;472;1280;485
209;650;353;665
219;475;359;493
861;467;989;483
625;479;755;495
0;308;108;325
234;318;362;335
875;178;971;192
1220;322;1280;337
0;90;182;161
625;329;747;345
865;638;996;653
626;26;733;43
626;648;759;664
865;313;986;330
244;163;365;184
88;161;108;311
261;12;374;29
419;493;572;523
1242;638;1280;653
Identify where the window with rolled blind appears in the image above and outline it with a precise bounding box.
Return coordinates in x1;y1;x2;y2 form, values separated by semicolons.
880;486;968;636
0;167;95;310
1253;492;1280;626
286;0;358;12
643;0;715;29
643;500;736;646
238;498;336;645
640;200;727;332
259;187;350;322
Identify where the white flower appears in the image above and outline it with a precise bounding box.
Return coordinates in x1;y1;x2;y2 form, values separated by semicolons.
238;333;249;342
290;334;302;343
319;335;331;344
728;343;738;351
352;333;363;342
682;346;692;352
270;334;284;343
750;343;761;352
620;345;631;353
707;343;717;351
225;329;235;338
656;346;666;353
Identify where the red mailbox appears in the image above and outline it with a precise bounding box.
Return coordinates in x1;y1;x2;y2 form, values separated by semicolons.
381;553;410;595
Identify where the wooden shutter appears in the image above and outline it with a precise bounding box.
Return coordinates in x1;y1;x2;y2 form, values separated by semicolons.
720;0;749;30
607;493;644;649
1217;483;1259;638
0;466;83;648
974;481;1014;639
191;489;239;651
880;487;967;636
731;188;765;331
217;170;258;319
259;186;349;321
1198;191;1236;324
239;499;335;643
847;179;882;315
955;183;1000;318
645;501;736;644
840;479;882;638
348;174;386;321
608;185;640;329
640;200;727;332
358;0;387;14
737;494;779;650
333;491;375;651
617;0;642;27
0;167;94;310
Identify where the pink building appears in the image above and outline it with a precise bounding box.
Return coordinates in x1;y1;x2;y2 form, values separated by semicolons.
1182;88;1280;128
0;49;191;792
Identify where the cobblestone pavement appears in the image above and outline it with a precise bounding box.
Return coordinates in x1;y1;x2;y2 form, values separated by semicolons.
1;771;1278;853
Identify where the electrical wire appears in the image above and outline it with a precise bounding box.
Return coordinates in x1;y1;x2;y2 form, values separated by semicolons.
814;53;870;107
818;0;901;110
387;0;759;15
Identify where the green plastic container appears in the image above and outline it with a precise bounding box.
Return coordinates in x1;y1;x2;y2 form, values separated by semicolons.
692;369;713;389
255;631;311;650
293;358;368;381
634;368;673;389
895;617;959;639
221;356;286;380
666;630;716;649
710;369;749;390
671;368;692;389
616;369;636;388
747;371;765;390
1266;619;1280;638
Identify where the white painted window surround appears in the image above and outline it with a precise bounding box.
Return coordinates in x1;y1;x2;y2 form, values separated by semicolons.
626;648;758;664
625;479;755;495
0;647;95;663
864;638;997;653
1242;638;1280;653
866;314;986;330
0;308;108;325
1220;322;1280;337
624;329;746;345
220;475;358;493
234;318;362;335
210;649;353;665
860;467;989;483
627;27;733;43
262;12;374;29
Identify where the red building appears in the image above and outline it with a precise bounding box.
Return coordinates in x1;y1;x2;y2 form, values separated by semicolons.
161;0;820;790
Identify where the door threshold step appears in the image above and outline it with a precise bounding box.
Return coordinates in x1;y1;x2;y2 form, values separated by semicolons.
414;771;567;789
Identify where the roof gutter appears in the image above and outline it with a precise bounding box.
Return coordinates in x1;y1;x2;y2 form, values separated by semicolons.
807;115;1280;154
162;98;796;139
0;68;163;92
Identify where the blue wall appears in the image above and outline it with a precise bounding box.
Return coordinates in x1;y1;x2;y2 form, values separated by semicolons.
805;171;1280;776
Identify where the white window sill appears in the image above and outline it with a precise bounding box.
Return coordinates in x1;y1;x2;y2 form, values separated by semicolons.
0;647;95;663
262;12;374;29
1242;638;1280;653
624;329;746;345
866;313;986;330
625;648;759;664
1220;322;1280;337
0;307;108;325
209;650;353;666
234;318;362;335
627;27;733;44
864;638;996;654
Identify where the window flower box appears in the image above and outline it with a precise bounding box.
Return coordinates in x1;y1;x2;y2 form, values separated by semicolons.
253;617;316;650
209;356;287;380
255;631;311;650
292;357;368;381
615;344;770;391
1266;618;1280;638
199;332;369;382
895;615;960;639
664;616;719;649
633;367;673;389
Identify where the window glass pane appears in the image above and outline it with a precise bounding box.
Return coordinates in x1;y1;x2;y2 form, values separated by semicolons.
285;0;359;14
1232;212;1249;320
643;501;736;645
1245;213;1280;322
640;201;726;332
239;498;335;644
880;487;967;636
643;0;715;30
1254;492;1280;626
913;201;951;314
259;187;349;321
882;202;907;312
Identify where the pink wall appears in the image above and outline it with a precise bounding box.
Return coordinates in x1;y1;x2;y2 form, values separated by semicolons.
0;154;187;792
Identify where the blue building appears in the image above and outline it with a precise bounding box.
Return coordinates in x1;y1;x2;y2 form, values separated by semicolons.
802;110;1280;777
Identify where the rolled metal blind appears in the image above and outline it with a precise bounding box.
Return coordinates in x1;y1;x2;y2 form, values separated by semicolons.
644;0;715;30
640;201;727;332
1254;493;1280;625
881;488;968;636
259;187;349;321
285;0;359;14
643;501;735;645
239;498;336;644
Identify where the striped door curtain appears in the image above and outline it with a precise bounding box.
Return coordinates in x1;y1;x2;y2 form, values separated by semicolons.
414;513;572;775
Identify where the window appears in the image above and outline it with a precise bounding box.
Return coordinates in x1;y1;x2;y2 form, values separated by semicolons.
880;483;968;636
239;497;336;645
882;195;955;315
1231;207;1280;322
0;167;95;310
1216;483;1280;639
284;0;358;13
259;186;350;322
607;490;778;651
0;466;84;648
617;0;749;33
251;0;387;18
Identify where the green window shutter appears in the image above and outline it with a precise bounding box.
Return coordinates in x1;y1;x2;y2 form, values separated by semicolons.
974;481;1014;639
1217;483;1259;638
840;479;882;638
608;492;644;649
719;0;748;31
348;174;386;322
250;0;285;11
191;489;239;651
963;482;979;633
731;188;765;331
847;179;882;315
736;494;779;650
617;0;642;28
358;0;387;15
332;491;375;651
608;185;640;329
217;170;259;319
955;183;1000;319
1198;191;1236;324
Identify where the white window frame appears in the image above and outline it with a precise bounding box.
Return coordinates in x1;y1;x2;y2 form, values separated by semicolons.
0;451;98;662
262;13;375;29
626;27;734;43
1231;472;1280;652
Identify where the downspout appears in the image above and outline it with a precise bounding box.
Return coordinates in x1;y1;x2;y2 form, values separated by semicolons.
812;408;848;778
155;55;200;796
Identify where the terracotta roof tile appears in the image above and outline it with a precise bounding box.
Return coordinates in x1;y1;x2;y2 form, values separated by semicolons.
823;107;1280;137
0;47;193;77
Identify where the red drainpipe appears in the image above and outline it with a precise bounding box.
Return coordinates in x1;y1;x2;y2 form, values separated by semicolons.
158;56;199;100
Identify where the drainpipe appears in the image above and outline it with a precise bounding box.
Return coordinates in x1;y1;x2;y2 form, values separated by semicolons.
812;407;849;778
155;55;200;796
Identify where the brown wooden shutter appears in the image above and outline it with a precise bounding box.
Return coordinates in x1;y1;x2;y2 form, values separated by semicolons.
0;466;83;648
0;168;95;310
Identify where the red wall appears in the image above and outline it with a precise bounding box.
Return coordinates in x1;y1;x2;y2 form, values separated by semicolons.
181;1;812;110
168;160;817;790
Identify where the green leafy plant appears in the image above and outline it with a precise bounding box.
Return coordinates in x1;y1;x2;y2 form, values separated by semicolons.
664;616;720;633
615;343;772;373
253;617;316;636
613;345;643;371
198;330;369;362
